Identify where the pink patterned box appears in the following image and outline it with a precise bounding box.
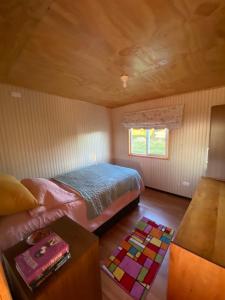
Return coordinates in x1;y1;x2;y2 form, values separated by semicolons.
15;232;69;285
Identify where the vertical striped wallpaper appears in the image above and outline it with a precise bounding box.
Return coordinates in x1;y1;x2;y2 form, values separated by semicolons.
112;87;225;198
0;83;111;179
1;82;225;197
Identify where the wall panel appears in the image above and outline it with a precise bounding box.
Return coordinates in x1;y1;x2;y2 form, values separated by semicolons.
0;83;111;179
112;87;225;197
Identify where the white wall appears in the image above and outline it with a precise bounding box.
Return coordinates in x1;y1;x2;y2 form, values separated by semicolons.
0;83;111;179
112;87;225;198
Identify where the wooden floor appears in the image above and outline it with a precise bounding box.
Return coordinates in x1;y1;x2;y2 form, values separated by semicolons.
100;188;190;300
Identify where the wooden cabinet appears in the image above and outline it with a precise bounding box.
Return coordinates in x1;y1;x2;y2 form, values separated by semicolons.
2;216;102;300
0;264;12;300
168;177;225;300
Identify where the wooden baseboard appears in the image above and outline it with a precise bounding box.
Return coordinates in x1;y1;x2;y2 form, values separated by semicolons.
145;186;191;200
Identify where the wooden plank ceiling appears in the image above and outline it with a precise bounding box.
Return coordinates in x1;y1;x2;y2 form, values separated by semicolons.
0;0;225;108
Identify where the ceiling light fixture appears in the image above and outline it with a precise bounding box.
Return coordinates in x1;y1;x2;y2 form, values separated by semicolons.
120;74;129;88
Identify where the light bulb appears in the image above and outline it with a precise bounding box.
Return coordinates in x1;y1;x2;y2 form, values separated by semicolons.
120;74;128;88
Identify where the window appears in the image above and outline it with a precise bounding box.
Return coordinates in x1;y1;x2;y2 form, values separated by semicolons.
129;128;169;158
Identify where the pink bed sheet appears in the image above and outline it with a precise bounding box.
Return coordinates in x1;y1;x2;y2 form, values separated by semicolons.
0;188;141;257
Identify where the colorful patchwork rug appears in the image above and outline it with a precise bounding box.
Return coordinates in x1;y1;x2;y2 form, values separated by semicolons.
102;217;174;300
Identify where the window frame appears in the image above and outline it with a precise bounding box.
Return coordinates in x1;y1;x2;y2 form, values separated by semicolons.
128;128;169;159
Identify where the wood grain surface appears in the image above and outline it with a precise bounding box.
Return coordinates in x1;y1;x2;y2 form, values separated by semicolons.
100;188;190;300
0;264;12;300
2;216;101;300
0;189;189;300
1;1;225;107
168;243;225;300
173;177;225;267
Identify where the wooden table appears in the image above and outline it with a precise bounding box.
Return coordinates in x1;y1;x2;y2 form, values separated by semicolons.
168;177;225;300
2;216;102;300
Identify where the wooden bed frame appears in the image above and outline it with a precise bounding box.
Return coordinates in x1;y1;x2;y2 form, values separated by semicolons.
94;196;140;236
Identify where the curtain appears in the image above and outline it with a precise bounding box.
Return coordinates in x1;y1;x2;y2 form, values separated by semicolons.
122;104;184;129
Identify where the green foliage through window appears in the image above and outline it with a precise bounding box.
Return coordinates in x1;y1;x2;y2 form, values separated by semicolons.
129;128;169;157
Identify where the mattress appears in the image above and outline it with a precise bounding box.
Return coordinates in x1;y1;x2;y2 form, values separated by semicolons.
53;163;142;219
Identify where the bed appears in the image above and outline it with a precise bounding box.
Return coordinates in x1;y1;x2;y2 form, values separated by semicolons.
0;163;143;256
